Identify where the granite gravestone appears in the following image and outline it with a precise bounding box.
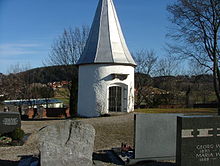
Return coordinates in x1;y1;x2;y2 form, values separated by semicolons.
177;116;220;166
39;120;95;166
134;114;183;160
0;112;21;135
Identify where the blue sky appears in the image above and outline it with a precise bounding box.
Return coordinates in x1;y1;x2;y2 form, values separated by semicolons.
0;0;175;74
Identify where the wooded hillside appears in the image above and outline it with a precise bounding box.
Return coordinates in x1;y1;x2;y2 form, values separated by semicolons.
0;65;216;108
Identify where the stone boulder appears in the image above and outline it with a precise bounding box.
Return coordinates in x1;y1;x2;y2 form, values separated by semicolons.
39;120;95;166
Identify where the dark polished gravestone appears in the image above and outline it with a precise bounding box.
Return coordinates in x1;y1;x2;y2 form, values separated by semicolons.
0;112;21;135
177;116;220;166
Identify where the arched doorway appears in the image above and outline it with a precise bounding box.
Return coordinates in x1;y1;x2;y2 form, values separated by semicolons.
108;84;128;112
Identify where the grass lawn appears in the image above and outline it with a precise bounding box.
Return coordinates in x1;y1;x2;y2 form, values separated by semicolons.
135;108;218;114
54;87;69;105
54;96;69;105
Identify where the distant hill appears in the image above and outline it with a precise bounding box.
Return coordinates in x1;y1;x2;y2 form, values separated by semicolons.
2;65;214;87
1;65;215;106
20;65;78;84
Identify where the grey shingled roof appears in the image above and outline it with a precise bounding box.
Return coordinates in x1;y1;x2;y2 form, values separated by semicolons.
77;0;136;66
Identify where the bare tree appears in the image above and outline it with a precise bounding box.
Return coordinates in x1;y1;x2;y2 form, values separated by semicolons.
188;60;209;76
48;26;89;65
155;54;180;76
167;0;220;113
47;25;89;117
135;49;157;76
2;64;31;100
134;49;157;108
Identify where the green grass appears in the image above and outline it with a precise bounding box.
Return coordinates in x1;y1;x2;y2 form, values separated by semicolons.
54;97;69;105
54;88;69;105
135;108;218;114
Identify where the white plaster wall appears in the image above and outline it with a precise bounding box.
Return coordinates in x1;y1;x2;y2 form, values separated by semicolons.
77;64;135;117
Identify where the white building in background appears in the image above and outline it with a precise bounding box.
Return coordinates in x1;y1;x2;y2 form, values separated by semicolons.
77;0;136;117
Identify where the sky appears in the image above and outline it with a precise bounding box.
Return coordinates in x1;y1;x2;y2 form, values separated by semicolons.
0;0;175;74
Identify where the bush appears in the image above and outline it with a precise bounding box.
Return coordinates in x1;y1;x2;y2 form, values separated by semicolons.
0;136;12;144
10;128;25;140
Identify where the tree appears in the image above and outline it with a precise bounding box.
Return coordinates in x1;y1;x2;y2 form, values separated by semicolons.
29;83;54;99
30;85;54;108
134;49;157;108
47;25;89;117
0;73;5;102
135;49;157;76
167;0;220;113
155;54;180;76
188;60;209;76
2;64;31;100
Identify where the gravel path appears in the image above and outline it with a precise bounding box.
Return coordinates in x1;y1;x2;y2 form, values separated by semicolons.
0;120;62;161
83;113;134;151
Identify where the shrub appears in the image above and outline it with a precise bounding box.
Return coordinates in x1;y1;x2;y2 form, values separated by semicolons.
10;128;25;140
0;136;12;144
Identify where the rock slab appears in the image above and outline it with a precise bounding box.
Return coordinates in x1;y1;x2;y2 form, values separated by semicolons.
39;120;95;166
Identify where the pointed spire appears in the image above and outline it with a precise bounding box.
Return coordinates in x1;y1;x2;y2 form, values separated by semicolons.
77;0;136;66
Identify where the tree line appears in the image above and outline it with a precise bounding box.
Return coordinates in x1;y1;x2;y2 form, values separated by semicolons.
0;65;215;108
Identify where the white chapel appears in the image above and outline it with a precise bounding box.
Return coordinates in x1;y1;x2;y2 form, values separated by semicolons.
76;0;136;117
